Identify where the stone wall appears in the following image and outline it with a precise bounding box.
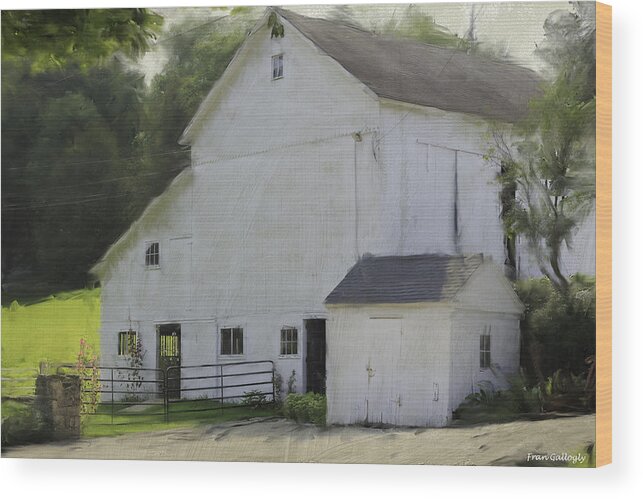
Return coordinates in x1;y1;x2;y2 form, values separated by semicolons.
34;374;81;440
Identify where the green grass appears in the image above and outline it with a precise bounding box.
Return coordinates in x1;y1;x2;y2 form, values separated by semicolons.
82;400;279;438
1;288;101;397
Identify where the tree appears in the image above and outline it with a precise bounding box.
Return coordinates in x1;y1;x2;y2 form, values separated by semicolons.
2;9;163;72
2;8;162;301
1;58;150;299
490;2;596;293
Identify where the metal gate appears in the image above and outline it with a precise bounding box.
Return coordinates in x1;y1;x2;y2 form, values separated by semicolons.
67;360;275;425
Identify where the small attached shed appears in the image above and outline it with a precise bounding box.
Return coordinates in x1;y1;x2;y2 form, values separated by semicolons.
324;254;524;427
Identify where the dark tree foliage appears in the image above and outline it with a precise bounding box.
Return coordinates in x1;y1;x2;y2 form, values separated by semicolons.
516;275;595;383
2;60;150;299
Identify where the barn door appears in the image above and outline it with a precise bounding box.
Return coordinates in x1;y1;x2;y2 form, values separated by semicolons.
305;319;326;394
157;324;181;399
365;318;401;425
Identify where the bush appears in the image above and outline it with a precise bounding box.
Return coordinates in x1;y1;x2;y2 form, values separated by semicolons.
282;393;326;425
1;400;49;447
453;376;543;424
242;389;268;409
454;367;594;425
516;274;595;384
541;367;594;412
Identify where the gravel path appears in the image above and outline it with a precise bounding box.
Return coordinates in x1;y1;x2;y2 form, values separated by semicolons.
3;414;595;466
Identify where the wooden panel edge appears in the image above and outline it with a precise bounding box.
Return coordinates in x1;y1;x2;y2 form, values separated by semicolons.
595;1;612;468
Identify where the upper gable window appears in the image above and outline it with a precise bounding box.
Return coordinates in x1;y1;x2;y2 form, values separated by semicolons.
272;54;283;79
145;241;160;268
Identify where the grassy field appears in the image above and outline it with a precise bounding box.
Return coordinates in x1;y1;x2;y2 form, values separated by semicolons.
1;288;101;397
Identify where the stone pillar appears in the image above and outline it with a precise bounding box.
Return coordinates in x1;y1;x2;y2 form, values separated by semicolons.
34;375;81;440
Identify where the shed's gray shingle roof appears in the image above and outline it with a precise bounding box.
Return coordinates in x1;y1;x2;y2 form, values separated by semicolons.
325;254;484;305
276;8;542;123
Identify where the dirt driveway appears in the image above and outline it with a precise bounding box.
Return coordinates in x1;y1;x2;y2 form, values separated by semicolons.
3;415;595;466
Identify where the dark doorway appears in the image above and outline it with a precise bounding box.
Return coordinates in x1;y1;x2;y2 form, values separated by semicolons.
157;323;181;399
305;319;326;394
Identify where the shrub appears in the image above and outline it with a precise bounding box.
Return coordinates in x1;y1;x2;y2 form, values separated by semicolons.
286;370;296;394
542;367;594;412
453;375;543;424
242;389;268;409
516;274;595;384
272;369;283;403
75;338;100;416
454;367;594;425
282;393;326;425
1;400;49;447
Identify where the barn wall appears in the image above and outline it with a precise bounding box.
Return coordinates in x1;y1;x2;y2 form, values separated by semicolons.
376;101;507;264
449;310;521;414
98;132;383;395
326;304;453;427
448;262;522;413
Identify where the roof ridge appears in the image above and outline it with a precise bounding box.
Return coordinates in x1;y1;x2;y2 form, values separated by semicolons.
273;7;378;38
274;6;541;78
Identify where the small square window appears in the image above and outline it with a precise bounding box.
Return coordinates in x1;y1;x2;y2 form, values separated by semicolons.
221;327;244;355
280;327;298;356
272;54;283;79
145;241;159;268
118;330;138;356
480;329;491;369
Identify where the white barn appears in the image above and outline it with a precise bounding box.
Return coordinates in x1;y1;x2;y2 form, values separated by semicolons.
90;8;592;419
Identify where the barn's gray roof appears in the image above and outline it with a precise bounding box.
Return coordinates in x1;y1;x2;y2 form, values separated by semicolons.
276;8;542;123
325;254;484;305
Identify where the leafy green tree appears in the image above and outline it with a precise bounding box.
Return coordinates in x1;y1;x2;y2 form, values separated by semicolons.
490;3;596;292
2;9;163;72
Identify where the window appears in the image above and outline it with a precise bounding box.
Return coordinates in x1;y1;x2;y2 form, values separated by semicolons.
118;330;138;356
221;327;244;355
272;54;283;79
480;328;491;369
280;327;298;356
145;241;160;267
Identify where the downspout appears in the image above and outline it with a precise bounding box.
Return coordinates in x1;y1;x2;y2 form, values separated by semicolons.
352;132;362;260
454;150;461;253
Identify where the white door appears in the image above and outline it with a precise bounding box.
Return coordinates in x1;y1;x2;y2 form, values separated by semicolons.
365;318;402;425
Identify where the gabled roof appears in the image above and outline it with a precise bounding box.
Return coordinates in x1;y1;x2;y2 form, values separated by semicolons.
324;253;484;305
276;8;542;123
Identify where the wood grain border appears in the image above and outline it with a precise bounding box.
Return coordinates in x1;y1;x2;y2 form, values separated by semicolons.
596;1;612;467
